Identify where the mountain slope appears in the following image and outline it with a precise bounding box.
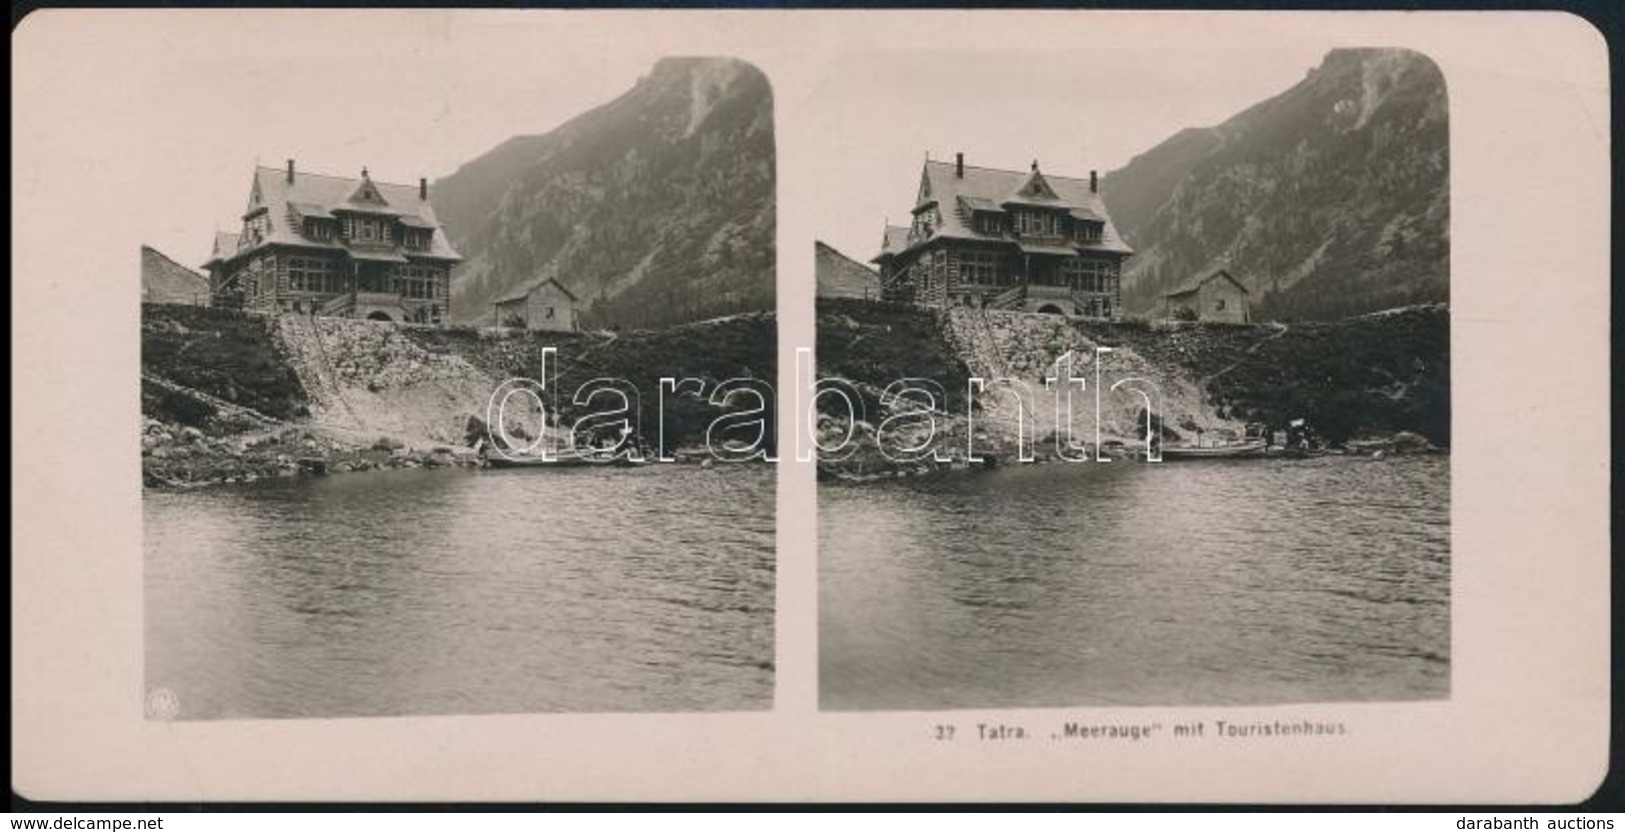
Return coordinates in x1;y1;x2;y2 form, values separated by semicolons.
434;57;775;329
1102;48;1448;321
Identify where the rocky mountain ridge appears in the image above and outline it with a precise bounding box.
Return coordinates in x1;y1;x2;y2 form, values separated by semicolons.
433;57;775;330
1102;48;1449;321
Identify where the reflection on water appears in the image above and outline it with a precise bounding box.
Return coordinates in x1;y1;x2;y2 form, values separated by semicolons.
820;456;1448;710
145;465;774;720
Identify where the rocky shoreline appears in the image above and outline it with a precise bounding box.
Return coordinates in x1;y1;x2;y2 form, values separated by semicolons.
813;413;1444;485
141;416;741;490
141;417;484;489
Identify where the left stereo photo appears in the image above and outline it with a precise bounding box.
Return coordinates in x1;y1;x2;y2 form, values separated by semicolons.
140;46;777;720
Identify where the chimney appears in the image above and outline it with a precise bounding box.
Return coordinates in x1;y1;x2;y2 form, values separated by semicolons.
1090;170;1098;194
955;153;964;178
419;178;428;200
286;159;295;184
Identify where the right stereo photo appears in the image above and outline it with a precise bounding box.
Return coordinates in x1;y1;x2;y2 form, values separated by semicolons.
811;47;1450;711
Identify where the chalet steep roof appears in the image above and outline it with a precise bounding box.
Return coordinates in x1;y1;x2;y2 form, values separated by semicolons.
872;224;912;262
909;160;1133;256
1165;268;1250;297
495;276;578;305
209;165;461;266
208;231;241;264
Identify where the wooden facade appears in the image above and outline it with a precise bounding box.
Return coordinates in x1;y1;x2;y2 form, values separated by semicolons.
202;161;462;324
493;277;579;332
1164;269;1251;324
872;155;1133;319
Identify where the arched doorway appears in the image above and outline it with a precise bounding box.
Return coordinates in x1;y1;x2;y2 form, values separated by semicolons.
1036;304;1065;315
366;311;394;323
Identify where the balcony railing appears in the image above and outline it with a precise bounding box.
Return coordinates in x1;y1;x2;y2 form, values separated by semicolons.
1026;283;1073;300
987;285;1026;311
319;292;356;315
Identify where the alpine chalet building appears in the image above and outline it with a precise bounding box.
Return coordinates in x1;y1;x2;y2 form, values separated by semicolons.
873;155;1132;319
203;160;462;324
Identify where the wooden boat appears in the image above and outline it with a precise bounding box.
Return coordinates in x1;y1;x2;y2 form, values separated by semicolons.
1157;439;1268;460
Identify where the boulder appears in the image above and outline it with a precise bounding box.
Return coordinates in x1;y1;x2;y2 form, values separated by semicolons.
373;436;406;452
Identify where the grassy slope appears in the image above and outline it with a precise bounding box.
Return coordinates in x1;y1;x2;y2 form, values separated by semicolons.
405;313;777;452
141;304;309;429
815;298;972;416
815;299;1449;446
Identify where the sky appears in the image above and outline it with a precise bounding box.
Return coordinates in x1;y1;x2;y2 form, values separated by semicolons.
15;10;1341;280
803;45;1334;262
20;12;668;268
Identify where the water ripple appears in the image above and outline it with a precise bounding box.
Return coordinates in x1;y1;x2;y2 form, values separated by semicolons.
821;455;1449;710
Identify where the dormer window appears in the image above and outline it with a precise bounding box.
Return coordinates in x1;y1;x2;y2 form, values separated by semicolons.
1016;210;1058;236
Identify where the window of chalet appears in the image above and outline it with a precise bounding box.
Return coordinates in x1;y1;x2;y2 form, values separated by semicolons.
912;207;939;240
287;257;336;293
960;250;1005;286
1016;211;1059;237
243;213;270;245
1063;258;1118;293
390;263;439;299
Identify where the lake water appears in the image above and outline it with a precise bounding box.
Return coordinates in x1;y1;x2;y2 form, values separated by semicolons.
145;465;775;720
820;455;1449;710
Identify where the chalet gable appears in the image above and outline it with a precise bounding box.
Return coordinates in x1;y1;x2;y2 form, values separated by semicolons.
344;168;392;210
1001;162;1063;207
496;276;577;305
